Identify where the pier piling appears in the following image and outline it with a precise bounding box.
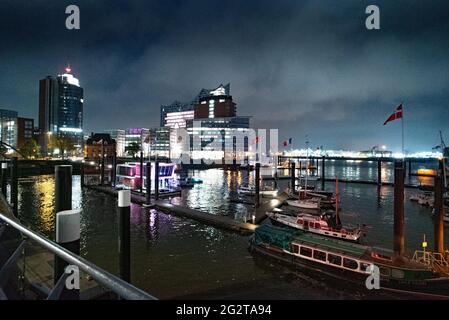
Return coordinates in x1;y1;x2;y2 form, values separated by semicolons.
434;168;444;254
1;162;7;198
290;161;296;192
255;163;260;207
54;209;81;299
377;160;382;186
100;141;105;186
145;162;151;205
139;152;143;193
154;160;159;201
55;165;72;214
80;162;85;187
10;157;18;217
118;190;131;282
112;151;117;187
393;161;405;256
321;156;325;190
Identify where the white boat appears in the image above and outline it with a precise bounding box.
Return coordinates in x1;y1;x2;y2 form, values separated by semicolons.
286;198;320;210
238;185;278;197
266;211;363;242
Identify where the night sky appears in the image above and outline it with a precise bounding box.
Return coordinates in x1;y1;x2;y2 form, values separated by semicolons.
0;0;448;152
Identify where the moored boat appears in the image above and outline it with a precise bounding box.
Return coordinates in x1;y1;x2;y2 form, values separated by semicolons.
266;210;363;242
286;198;320;210
238;185;278;197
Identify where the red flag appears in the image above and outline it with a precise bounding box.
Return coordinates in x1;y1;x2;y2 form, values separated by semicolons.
283;140;288;146
383;104;403;125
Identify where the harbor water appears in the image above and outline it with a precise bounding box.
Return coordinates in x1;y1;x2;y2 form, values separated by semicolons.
16;160;447;299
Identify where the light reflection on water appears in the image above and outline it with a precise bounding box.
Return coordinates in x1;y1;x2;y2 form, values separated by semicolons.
16;159;446;299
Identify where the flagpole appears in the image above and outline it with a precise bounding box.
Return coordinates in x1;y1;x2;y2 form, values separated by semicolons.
401;102;405;158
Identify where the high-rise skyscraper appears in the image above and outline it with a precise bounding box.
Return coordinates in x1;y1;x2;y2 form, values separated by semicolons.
38;66;84;155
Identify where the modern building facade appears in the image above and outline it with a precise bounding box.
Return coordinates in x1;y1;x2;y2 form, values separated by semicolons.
105;129;126;157
0;109;18;152
38;66;84;155
147;127;170;158
166;83;251;163
17;117;34;149
123;128;149;157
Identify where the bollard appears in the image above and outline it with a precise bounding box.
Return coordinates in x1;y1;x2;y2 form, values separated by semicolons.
377;160;382;186
145;162;151;205
55;165;72;214
434;175;444;254
154;161;159;201
393;161;405;256
290;161;296;192
10;157;18;217
255;163;260;207
321;156;325;190
54;209;80;299
118;190;131;282
80;162;85;187
139;152;144;194
1;162;7;198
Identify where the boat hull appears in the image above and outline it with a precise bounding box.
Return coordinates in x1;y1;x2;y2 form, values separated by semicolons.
249;241;449;299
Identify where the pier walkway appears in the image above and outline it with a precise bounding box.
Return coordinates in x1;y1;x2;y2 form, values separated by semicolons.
85;185;288;234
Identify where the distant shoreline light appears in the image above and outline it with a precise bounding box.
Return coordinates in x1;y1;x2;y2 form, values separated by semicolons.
284;149;442;159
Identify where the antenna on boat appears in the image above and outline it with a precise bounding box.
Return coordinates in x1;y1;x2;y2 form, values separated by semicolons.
335;175;339;224
422;234;427;256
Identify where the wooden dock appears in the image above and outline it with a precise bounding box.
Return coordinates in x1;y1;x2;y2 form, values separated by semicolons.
85;185;288;234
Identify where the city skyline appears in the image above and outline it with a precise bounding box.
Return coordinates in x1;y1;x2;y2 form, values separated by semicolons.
0;1;448;152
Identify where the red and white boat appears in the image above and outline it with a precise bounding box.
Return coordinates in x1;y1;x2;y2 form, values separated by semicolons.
266;210;364;242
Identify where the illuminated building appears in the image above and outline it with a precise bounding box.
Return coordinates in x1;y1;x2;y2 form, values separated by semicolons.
84;133;116;161
105;129;125;157
124;128;149;157
38;65;84;155
147;127;170;158
0;109;18;152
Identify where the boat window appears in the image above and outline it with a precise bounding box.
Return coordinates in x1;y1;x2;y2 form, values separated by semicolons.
313;250;326;261
343;258;358;270
379;267;391;277
292;244;299;254
300;246;312;258
297;219;303;225
315;223;321;229
391;269;405;279
327;254;342;266
360;262;371;273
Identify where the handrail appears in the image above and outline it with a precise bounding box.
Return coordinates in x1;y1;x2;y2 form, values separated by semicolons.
0;212;157;300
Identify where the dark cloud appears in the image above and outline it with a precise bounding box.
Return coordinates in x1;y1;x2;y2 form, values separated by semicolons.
0;0;448;151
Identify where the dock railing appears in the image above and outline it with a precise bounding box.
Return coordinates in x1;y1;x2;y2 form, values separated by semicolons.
0;211;157;300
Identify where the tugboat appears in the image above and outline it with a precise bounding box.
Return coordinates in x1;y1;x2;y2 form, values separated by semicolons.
266;209;364;242
249;224;449;298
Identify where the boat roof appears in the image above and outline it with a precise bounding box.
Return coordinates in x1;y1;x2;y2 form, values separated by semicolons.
292;231;369;258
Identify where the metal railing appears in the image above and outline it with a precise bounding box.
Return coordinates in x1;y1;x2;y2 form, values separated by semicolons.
0;212;157;300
